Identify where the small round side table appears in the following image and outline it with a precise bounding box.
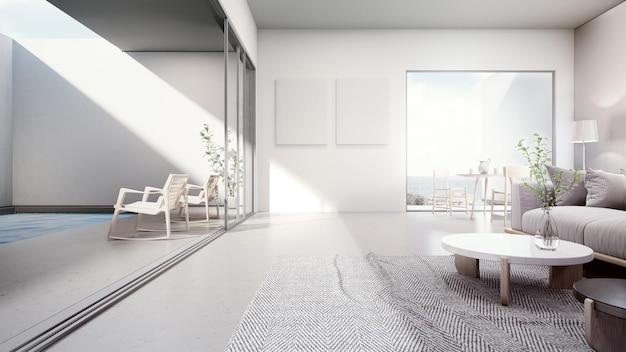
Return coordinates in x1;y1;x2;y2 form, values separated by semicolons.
573;278;626;351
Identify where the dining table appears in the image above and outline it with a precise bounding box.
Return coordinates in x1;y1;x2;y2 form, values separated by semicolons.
457;173;503;219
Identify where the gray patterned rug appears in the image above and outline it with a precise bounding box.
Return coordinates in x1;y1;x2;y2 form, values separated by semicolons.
226;254;591;351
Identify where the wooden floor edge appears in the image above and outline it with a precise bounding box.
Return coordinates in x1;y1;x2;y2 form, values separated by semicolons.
593;252;626;268
504;227;527;235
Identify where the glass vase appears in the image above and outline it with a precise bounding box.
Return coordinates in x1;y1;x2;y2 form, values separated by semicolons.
535;209;559;250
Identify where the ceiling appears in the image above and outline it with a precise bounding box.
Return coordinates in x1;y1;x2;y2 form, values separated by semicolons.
46;0;625;52
247;0;625;29
47;0;226;52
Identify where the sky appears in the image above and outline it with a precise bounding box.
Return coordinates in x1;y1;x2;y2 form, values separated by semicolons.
0;0;97;39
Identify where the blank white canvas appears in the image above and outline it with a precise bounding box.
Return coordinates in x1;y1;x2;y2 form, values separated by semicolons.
275;79;328;145
336;79;389;145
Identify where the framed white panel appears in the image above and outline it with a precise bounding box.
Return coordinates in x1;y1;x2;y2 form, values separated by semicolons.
275;79;327;145
336;79;389;145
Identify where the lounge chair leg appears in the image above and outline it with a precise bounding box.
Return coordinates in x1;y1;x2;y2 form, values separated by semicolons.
165;211;171;239
185;205;190;230
134;214;143;231
108;209;121;239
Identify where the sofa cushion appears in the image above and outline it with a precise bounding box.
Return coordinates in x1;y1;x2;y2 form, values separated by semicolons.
545;165;586;206
585;168;626;210
583;216;626;260
521;206;626;259
521;206;592;244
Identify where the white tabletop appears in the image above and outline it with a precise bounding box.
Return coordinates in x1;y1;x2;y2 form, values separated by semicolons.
441;233;594;266
457;173;500;177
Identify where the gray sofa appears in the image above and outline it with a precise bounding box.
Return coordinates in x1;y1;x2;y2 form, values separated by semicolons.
510;168;626;267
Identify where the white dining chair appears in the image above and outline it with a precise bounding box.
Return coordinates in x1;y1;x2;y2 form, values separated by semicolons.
490;165;531;226
432;168;468;215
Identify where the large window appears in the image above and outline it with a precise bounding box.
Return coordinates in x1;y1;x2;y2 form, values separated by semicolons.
406;71;553;211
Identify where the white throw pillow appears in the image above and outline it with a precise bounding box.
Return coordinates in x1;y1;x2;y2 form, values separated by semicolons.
585;168;626;210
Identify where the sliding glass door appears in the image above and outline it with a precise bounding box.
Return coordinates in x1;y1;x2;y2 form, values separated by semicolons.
224;20;255;228
243;54;255;217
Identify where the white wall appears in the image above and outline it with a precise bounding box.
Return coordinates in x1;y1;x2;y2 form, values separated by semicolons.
257;29;576;212
575;2;626;172
12;39;223;205
4;0;257;207
0;34;12;206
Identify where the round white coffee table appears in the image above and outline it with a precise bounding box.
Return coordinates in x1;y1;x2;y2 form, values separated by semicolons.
441;233;594;305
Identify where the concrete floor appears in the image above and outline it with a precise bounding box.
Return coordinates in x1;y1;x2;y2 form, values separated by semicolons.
2;211;503;351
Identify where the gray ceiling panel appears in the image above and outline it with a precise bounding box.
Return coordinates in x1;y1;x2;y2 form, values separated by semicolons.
47;0;625;52
47;0;225;52
247;0;625;29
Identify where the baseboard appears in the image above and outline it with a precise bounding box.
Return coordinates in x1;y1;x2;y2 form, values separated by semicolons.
0;206;15;215
10;205;115;213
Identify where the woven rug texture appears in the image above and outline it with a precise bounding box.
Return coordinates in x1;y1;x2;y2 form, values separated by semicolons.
226;253;591;352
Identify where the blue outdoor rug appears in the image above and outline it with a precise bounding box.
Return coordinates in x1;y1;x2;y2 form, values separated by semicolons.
0;213;131;244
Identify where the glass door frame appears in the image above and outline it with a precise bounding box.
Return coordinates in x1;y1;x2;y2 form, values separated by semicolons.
223;19;255;229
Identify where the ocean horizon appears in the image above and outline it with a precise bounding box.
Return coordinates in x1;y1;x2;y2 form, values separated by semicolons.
407;175;506;207
407;176;479;196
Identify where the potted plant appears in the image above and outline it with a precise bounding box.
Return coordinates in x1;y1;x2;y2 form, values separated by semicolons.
225;143;243;209
515;133;582;250
200;124;243;208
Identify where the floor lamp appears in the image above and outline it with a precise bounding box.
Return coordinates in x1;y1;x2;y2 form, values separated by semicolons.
571;120;599;170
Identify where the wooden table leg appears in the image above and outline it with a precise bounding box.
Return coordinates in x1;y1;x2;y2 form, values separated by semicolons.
549;264;582;289
584;298;594;344
454;254;479;278
483;178;489;214
470;177;480;219
583;297;626;351
500;256;510;306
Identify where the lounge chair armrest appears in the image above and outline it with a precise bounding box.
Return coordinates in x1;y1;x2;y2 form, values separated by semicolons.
185;184;204;190
185;184;206;198
114;187;165;205
117;187;163;195
117;187;146;194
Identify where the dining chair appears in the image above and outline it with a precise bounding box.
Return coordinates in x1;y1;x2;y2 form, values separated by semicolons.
490;165;531;226
432;168;468;215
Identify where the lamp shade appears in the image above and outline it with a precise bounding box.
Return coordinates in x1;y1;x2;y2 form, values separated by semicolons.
571;120;599;143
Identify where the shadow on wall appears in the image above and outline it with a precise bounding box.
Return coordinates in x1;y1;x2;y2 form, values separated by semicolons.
11;40;224;206
126;52;225;119
609;113;626;141
12;43;181;206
